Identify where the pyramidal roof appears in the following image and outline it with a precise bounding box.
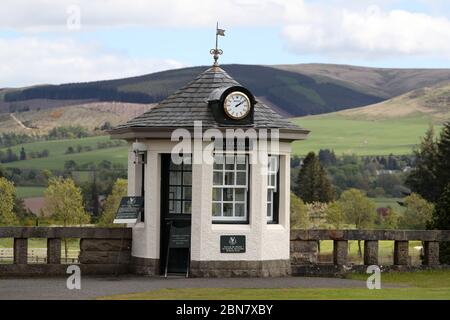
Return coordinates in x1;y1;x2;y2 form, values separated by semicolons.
111;66;308;139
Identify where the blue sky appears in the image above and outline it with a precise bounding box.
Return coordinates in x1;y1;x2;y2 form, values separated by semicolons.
0;0;449;87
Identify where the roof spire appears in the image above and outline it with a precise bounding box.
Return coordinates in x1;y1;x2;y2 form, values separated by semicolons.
210;22;225;66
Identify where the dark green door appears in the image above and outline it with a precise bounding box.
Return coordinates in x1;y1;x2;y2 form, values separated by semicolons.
160;154;192;274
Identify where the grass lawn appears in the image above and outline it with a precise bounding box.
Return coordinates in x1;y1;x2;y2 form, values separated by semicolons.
0;238;80;249
15;186;46;198
99;270;450;300
318;240;423;265
291;114;441;156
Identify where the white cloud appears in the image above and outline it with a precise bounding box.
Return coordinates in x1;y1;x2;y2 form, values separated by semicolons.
282;3;450;59
2;0;449;58
0;37;186;87
0;0;449;88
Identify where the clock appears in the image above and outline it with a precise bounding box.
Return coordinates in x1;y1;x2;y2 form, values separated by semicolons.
223;91;251;120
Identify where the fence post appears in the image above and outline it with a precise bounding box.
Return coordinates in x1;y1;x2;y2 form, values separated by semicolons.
423;241;439;266
364;240;379;265
394;240;409;265
14;238;28;264
47;238;61;264
333;240;348;265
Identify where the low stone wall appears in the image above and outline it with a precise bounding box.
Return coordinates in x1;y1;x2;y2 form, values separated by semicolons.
290;229;450;276
190;259;291;277
0;227;132;276
2;227;449;277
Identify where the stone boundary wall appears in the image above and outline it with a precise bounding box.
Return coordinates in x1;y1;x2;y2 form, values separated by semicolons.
2;227;450;277
0;227;132;276
290;229;450;276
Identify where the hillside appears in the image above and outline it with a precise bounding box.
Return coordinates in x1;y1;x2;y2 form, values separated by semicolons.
1;64;386;117
335;81;450;123
274;64;450;99
292;82;449;155
0;102;154;134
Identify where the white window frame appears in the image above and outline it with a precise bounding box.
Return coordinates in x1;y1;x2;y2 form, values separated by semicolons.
212;153;249;222
267;155;279;223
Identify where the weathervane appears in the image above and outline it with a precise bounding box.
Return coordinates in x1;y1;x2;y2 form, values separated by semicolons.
210;22;225;66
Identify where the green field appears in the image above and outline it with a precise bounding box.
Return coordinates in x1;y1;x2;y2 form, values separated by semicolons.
1;136;128;170
0;112;440;172
15;186;46;198
99;270;450;300
292;114;439;156
318;240;422;265
371;197;405;213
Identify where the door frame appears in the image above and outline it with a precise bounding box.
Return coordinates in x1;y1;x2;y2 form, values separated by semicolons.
159;153;192;274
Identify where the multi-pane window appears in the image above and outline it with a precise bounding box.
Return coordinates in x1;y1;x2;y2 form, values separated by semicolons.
168;157;192;214
267;155;279;223
212;154;248;222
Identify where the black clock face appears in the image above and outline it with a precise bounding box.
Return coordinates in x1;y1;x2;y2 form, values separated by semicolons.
223;91;251;120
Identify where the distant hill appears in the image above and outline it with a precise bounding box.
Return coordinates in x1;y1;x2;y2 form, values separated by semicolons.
333;81;450;123
292;82;450;155
1;63;449;121
0;102;154;134
274;64;450;99
1;64;386;117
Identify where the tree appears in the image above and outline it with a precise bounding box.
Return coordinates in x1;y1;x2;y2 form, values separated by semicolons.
0;177;18;225
5;148;18;163
290;192;309;229
44;177;90;259
338;188;376;256
19;147;26;160
326;202;345;229
318;149;337;166
406;126;439;202
429;183;450;263
436;121;450;200
399;193;434;229
296;152;334;203
98;179;128;226
375;207;399;229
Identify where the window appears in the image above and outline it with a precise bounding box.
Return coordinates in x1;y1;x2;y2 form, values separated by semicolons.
168;156;192;214
134;151;146;222
212;154;248;222
267;155;279;223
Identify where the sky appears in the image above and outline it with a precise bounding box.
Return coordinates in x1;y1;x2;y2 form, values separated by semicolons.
0;0;449;87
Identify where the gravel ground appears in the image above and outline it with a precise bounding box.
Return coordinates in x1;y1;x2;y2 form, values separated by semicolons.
0;275;391;300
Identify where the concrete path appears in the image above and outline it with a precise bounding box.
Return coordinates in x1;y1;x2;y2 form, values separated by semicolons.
0;275;381;300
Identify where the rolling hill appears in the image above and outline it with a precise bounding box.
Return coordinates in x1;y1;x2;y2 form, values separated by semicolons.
293;82;450;155
0;64;383;117
333;81;450;123
0;102;154;134
274;64;450;99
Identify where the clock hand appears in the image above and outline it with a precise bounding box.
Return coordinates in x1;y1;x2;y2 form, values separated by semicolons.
234;101;244;108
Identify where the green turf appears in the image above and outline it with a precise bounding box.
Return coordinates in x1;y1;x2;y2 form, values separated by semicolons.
318;240;423;265
292;114;441;156
15;186;46;198
99;270;450;300
347;269;450;288
99;286;450;300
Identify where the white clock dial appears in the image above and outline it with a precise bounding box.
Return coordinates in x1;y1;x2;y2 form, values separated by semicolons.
224;91;251;120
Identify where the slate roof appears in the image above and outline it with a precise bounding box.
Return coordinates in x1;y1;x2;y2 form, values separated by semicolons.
112;66;306;133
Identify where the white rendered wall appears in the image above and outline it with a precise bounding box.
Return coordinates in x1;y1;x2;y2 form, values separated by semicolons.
129;139;292;262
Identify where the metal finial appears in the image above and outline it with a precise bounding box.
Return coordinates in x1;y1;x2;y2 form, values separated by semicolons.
210;22;225;66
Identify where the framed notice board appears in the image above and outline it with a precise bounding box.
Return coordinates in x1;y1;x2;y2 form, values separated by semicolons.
113;196;144;224
220;235;246;253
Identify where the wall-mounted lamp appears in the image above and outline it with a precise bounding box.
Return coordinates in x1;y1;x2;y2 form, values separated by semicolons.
132;141;147;165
